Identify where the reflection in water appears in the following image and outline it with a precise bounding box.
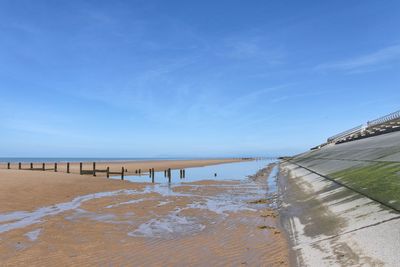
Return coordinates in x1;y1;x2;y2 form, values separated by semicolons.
267;165;279;194
24;229;42;241
128;210;206;239
117;159;276;184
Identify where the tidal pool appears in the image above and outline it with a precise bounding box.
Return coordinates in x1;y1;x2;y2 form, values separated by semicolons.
116;159;275;184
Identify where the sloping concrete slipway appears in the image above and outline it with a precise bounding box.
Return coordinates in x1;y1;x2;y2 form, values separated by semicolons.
280;131;400;266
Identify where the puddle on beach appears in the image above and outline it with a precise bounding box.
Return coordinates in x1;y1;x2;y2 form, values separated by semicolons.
0;160;279;240
24;229;41;241
267;165;279;194
128;210;206;239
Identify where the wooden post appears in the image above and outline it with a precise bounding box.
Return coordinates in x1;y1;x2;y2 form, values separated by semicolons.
93;162;96;177
168;168;171;183
54;163;57;172
121;167;124;180
30;163;33;170
149;169;152;178
180;169;182;178
67;162;70;173
42;163;45;171
183;169;185;178
164;170;167;177
18;162;21;170
7;162;10;169
139;169;141;175
106;167;110;178
135;169;138;174
151;168;155;181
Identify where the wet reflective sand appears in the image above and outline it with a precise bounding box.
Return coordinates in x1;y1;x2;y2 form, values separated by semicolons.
0;161;288;266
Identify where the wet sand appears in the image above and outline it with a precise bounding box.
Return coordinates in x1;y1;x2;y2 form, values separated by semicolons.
0;162;288;266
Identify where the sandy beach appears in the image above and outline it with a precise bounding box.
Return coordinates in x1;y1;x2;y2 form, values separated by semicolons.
0;160;288;266
0;158;247;176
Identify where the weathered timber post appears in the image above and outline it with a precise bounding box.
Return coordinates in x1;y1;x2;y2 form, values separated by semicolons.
149;169;152;178
135;169;138;174
106;167;110;178
67;162;70;173
164;170;167;177
79;162;83;175
151;168;155;182
18;162;21;170
183;169;185;178
180;169;182;178
54;163;57;172
7;162;10;169
93;162;96;177
121;167;124;180
168;168;171;183
139;169;141;175
42;163;45;171
30;163;33;170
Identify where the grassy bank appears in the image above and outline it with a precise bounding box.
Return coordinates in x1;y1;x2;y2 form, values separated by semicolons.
330;162;400;211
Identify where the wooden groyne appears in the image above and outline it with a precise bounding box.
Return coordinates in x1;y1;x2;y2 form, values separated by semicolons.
1;157;266;183
2;162;191;183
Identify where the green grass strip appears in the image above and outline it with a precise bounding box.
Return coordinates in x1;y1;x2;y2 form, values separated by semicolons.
330;162;400;210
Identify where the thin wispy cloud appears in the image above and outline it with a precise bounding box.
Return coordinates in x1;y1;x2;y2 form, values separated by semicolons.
316;44;400;73
224;39;263;59
223;84;291;111
217;35;285;64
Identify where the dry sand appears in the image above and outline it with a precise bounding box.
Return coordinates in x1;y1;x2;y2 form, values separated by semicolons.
0;160;288;266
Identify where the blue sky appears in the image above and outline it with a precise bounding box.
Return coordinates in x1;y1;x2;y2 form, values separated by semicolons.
1;0;400;157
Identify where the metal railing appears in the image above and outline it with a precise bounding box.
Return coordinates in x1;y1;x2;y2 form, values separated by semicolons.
327;109;400;143
327;124;363;143
367;110;400;128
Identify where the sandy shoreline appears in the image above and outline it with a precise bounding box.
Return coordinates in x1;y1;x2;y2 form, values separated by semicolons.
0;160;289;266
0;158;248;176
0;159;248;212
